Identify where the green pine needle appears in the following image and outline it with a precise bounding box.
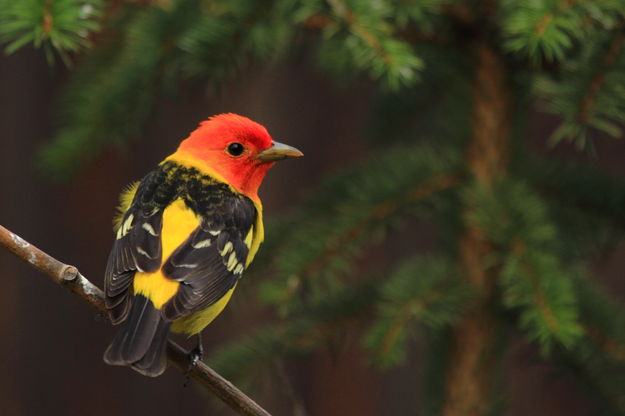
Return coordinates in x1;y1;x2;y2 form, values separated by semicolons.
365;255;472;368
0;0;102;64
465;180;583;351
501;0;584;63
535;30;625;148
302;0;424;90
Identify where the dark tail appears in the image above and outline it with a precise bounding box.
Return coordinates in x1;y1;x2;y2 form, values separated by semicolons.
103;294;171;377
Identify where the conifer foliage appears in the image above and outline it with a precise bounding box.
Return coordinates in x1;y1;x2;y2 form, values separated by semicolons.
5;0;625;414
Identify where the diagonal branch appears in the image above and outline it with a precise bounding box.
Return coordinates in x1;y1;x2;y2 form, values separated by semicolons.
576;31;625;124
0;224;271;416
296;173;462;283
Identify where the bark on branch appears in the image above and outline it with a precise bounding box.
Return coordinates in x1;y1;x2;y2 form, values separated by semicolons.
0;224;271;416
442;40;511;416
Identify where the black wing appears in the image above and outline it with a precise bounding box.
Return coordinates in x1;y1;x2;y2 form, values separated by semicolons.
161;194;256;321
104;167;179;324
105;161;257;324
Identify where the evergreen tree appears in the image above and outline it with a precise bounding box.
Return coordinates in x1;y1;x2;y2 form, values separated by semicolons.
4;0;625;414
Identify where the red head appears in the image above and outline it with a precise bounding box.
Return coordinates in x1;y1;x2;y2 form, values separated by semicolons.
176;113;302;199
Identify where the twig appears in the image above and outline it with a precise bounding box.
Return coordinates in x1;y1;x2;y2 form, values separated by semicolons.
510;240;558;332
0;224;271;416
576;31;625;124
296;173;462;281
584;324;625;363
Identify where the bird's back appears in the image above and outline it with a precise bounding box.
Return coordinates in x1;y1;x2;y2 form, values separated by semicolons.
104;158;263;375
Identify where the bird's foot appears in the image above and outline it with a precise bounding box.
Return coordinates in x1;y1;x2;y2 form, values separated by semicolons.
183;334;204;387
188;343;204;371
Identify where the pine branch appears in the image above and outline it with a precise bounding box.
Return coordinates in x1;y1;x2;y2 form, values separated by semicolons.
299;0;423;89
501;0;581;62
260;168;461;316
559;274;625;414
502;240;582;349
39;2;204;178
177;0;290;79
576;276;625;365
369;43;474;147
466;180;583;350
257;143;462;317
442;40;511;416
365;255;473;368
0;224;271;416
0;0;103;65
535;28;625;148
294;172;461;285
40;0;292;178
209;282;379;383
576;31;625;125
584;325;625;363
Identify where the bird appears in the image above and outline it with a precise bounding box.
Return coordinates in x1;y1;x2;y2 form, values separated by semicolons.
102;113;303;376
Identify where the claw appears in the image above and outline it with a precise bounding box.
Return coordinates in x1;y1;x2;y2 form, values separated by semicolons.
188;346;204;370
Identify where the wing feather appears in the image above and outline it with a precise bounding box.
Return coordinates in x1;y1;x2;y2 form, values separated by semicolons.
161;196;256;321
104;168;177;324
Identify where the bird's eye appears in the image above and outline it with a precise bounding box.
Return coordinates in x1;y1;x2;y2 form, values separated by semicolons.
227;142;245;157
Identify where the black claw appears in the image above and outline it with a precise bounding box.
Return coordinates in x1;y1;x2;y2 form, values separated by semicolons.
188;347;203;369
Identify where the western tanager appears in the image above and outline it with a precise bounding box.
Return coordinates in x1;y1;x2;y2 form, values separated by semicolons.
103;113;302;376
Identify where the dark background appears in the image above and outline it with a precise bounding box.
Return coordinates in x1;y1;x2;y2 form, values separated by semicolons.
2;46;625;416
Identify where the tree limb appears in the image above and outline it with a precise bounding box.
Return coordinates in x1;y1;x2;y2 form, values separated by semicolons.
0;224;271;416
576;31;625;124
442;39;511;416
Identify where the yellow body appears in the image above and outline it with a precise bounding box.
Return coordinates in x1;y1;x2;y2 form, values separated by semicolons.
116;152;264;336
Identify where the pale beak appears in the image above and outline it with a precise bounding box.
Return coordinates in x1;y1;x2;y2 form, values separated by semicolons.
257;141;304;163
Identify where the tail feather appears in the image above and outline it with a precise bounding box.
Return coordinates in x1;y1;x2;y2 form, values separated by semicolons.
104;294;170;377
132;319;171;377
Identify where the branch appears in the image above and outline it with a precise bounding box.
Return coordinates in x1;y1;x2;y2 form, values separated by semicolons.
584;324;625;363
442;40;511;416
302;12;445;45
0;224;271;416
576;31;625;124
510;240;559;332
295;172;462;282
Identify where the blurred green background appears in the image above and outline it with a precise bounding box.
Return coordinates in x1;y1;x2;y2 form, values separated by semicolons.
3;1;625;415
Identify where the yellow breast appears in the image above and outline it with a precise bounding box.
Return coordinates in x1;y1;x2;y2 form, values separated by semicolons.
246;199;264;266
